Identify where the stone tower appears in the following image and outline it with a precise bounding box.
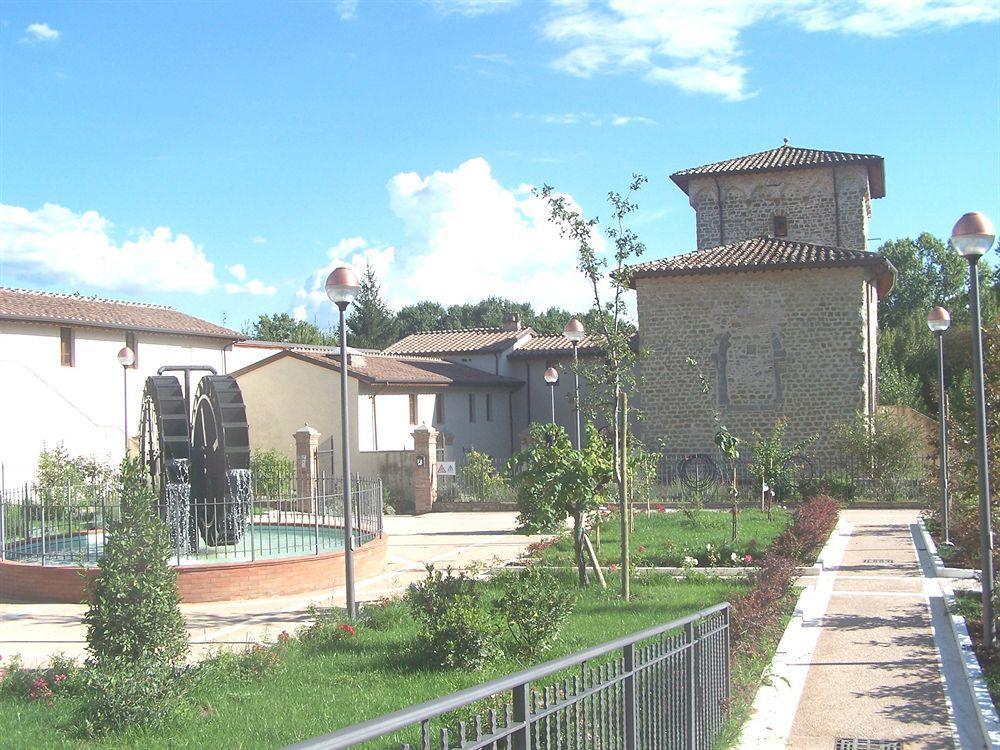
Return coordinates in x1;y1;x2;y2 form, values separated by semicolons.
670;143;885;253
631;144;896;459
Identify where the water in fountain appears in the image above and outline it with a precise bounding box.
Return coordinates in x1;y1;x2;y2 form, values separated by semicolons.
224;468;253;543
165;458;191;553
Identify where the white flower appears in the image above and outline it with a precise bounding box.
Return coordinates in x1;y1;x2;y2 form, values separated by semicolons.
730;552;739;563
682;556;699;567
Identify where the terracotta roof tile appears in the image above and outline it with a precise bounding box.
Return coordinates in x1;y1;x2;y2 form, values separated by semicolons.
233;350;522;388
509;334;603;358
0;287;240;339
382;327;532;355
671;144;885;198
629;237;896;296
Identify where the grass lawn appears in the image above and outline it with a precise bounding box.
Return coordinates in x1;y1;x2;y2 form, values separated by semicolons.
0;573;746;749
537;508;792;568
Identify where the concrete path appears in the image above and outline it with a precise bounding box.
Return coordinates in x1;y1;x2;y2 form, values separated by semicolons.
0;511;548;667
743;509;987;749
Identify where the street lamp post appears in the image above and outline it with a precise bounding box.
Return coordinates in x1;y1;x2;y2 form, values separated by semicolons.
325;266;361;620
543;367;559;425
951;211;996;647
116;347;135;456
927;306;951;545
563;318;585;450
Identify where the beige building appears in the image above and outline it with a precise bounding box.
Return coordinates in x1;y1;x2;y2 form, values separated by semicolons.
632;144;895;457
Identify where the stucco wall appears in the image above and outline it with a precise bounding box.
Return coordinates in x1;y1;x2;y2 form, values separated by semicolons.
687;164;872;251
430;386;514;463
510;354;603;447
635;266;877;458
0;320;230;485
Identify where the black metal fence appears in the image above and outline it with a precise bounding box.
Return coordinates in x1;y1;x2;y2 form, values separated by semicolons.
652;450;928;506
0;473;383;566
437;457;518;505
286;602;730;750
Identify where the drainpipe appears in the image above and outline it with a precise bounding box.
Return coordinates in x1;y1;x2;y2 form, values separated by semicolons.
832;166;841;247
714;177;725;246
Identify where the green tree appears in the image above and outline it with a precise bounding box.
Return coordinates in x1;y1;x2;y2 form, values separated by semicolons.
509;423;612;587
879;233;967;329
541;174;648;599
347;261;398;349
244;313;330;345
396;301;447;336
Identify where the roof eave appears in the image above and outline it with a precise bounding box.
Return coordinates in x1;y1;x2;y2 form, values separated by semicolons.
0;313;242;341
630;257;888;287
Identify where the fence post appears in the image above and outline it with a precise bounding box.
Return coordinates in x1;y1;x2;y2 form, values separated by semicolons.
38;484;46;566
0;484;5;561
623;642;638;750
723;605;731;706
512;682;531;750
684;621;696;750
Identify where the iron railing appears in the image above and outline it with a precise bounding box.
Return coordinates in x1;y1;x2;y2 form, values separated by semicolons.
286;602;731;750
436;456;518;505
653;450;927;505
0;474;383;566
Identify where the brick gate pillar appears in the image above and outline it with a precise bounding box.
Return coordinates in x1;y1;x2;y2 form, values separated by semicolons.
412;425;438;515
294;424;320;513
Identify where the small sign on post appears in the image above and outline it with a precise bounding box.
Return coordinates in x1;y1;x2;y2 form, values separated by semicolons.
435;461;456;476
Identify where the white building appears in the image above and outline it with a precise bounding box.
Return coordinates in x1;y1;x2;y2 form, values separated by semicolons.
0;288;240;486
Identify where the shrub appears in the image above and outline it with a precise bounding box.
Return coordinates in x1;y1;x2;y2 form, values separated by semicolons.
408;566;498;669
81;458;188;732
34;444;116;506
80;659;184;735
770;495;839;563
458;449;510;501
300;605;360;649
250;449;294;499
730;555;800;656
491;566;576;657
833;411;927;502
748;418;816;503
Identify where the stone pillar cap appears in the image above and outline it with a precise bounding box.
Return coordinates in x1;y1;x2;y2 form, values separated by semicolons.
412;423;438;435
295;423;321;436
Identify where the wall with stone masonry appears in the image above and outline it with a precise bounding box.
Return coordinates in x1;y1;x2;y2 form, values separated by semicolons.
635;266;879;459
687;164;872;251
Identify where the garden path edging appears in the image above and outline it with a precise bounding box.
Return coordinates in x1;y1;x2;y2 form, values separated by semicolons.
916;519;978;579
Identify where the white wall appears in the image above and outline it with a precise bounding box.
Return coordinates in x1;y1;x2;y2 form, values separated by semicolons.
0;320;231;486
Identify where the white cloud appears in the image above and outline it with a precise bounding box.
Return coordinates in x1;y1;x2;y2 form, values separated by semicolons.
23;22;60;42
610;114;656;126
429;0;518;15
227;263;248;281
0;203;217;293
297;158;603;325
472;52;513;64
250;235;267;245
526;112;656;126
542;0;999;100
225;279;277;296
336;0;358;20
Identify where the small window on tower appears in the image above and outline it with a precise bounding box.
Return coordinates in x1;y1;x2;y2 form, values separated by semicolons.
772;215;788;237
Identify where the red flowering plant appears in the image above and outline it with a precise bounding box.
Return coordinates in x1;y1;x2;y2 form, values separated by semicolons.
300;604;361;649
29;677;55;706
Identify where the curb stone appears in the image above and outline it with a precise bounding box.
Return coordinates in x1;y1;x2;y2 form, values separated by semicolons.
917;519;978;579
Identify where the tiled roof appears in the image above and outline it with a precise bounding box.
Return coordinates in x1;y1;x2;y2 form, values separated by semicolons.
629;237;896;295
0;287;240;339
382;327;532;355
508;335;603;358
232;350;523;388
670;144;885;198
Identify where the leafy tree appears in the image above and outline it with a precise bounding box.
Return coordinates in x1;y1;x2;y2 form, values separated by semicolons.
347;261;398;349
541;175;648;599
509;423;612;587
244;313;330;345
396;301;447;336
748;418;816;505
879;233;967;329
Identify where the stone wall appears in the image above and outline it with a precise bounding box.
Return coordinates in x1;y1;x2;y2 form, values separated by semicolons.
635;266;879;458
687;164;872;251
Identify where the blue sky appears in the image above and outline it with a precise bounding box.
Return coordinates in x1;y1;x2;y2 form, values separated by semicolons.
1;0;998;332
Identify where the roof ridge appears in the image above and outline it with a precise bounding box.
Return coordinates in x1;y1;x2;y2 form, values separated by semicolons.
671;144;883;179
0;286;178;312
406;325;510;336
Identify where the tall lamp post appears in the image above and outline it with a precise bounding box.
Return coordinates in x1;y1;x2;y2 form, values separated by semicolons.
543;367;559;425
116;346;135;455
563;318;585;449
325;266;361;620
952;211;996;647
927;306;951;545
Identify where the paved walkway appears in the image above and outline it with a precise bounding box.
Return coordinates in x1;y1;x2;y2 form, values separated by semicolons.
742;509;986;749
0;511;548;667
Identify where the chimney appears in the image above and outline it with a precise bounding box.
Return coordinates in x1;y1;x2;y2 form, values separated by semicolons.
502;312;521;332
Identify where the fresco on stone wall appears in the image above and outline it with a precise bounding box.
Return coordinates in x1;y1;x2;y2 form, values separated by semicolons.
711;292;786;412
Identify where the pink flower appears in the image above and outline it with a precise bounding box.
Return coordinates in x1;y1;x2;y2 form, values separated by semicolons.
743;554;753;564
638;545;646;553
277;631;291;644
53;673;68;683
609;564;618;572
0;668;6;682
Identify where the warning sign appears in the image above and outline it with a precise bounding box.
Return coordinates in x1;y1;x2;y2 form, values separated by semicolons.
435;461;456;476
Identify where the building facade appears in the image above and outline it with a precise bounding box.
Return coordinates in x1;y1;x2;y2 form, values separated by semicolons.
633;145;895;458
